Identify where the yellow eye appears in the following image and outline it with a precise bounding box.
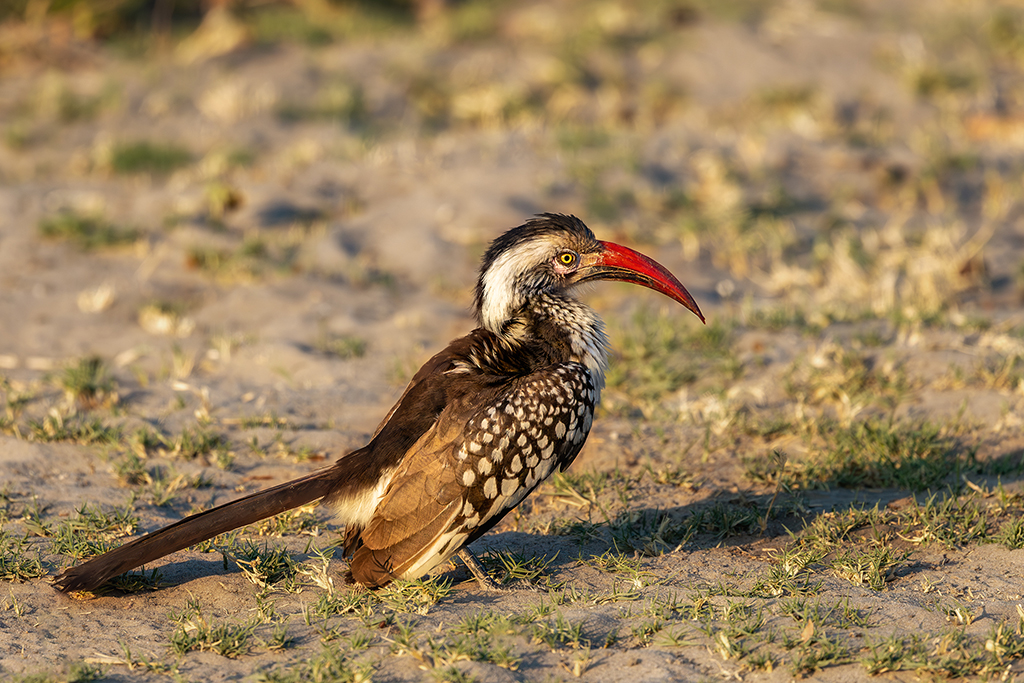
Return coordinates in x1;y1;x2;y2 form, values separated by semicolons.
559;251;577;266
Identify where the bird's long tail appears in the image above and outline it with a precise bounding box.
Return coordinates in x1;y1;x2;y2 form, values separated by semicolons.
53;468;338;593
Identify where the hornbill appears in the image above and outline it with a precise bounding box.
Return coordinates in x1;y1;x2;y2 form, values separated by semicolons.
54;214;704;593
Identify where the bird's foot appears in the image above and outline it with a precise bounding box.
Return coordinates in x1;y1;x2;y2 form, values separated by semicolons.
456;549;542;593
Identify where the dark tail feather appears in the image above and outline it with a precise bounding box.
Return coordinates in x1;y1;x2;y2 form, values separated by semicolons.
53;468;338;593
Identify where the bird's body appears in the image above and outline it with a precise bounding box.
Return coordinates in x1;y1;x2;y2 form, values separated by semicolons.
54;214;703;594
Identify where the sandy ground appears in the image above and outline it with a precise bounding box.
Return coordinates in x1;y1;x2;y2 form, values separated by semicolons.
2;2;1024;681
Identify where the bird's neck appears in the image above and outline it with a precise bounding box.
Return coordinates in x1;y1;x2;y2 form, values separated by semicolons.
498;292;609;397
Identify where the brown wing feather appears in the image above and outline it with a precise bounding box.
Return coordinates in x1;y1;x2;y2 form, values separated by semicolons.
359;414;466;548
347;361;597;587
346;411;469;585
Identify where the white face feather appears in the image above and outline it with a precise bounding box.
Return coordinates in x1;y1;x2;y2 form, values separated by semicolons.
479;236;560;334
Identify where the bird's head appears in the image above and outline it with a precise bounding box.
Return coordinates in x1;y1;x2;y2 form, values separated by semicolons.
475;214;705;335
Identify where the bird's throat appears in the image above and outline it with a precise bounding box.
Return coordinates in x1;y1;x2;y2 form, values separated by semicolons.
505;293;609;400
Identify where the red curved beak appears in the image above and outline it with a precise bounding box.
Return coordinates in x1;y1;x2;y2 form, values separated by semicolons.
579;241;705;324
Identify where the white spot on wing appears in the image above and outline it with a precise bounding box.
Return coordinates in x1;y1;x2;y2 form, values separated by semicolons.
502;477;518;497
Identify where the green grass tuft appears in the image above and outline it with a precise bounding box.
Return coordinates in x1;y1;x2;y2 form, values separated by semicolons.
791;419;967;491
256;642;374;682
27;413;121;445
39;212;138;250
606;311;737;409
60;356;115;409
110;141;192;174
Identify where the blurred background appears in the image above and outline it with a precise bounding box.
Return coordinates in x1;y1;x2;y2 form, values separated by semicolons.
1;0;1022;500
2;0;1021;318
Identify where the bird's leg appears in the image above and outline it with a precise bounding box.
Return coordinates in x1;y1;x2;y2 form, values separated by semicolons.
456;548;544;593
457;548;506;592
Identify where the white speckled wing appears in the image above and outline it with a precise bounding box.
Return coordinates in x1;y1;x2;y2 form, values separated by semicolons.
357;361;598;582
